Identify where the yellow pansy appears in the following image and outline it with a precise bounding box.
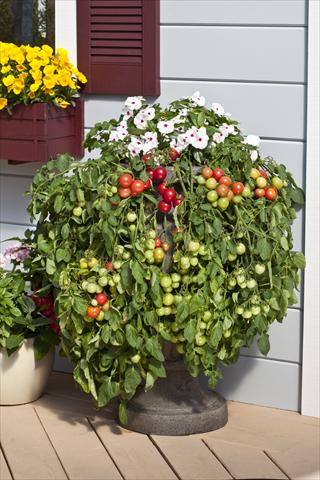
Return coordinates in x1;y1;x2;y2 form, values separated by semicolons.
0;55;9;65
0;97;8;110
42;44;53;56
43;76;56;89
16;64;26;72
2;74;15;86
30;82;41;92
1;65;11;73
55;97;70;108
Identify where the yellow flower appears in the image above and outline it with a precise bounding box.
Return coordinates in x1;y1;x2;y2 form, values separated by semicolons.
43;76;56;89
77;72;87;84
55;97;70;108
42;44;53;56
43;64;55;76
57;74;70;87
30;82;41;92
28;92;36;99
2;74;15;86
1;65;11;73
12;79;24;94
0;97;8;110
16;64;26;72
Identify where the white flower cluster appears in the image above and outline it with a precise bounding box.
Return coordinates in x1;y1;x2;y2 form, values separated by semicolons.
243;134;261;161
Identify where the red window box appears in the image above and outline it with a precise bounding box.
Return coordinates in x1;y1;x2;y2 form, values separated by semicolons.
0;100;84;163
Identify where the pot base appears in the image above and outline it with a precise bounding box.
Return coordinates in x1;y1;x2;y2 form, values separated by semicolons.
125;360;228;435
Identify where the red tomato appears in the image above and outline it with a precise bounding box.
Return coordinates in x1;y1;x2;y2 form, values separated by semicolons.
131;180;145;196
212;168;225;181
95;293;108;305
163;188;177;203
232;182;244;195
169;148;180;161
105;260;114;271
158;200;171;213
153;167;167;182
157;183;167;195
142;153;152;163
147;168;154;180
144;178;151;190
118;187;131;199
87;306;100;319
155;237;162;248
201;167;213;179
259;169;268;179
173;195;184;207
255;188;266;198
219;175;232;187
119;173;133;188
227;190;234;201
265;186;278;201
216;184;229;197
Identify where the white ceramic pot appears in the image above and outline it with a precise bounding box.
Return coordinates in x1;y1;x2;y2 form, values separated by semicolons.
0;337;54;405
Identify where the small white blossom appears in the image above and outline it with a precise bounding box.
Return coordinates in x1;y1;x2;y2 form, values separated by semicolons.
212;132;226;144
220;123;235;135
142;131;158;153
212;103;225;116
189;91;205;107
157;120;175;134
128;137;144;157
142;107;156;121
184;126;198;145
122;109;134;120
124;96;143;111
193;127;209;149
109;130;119;142
244;134;261;147
117;127;128;140
0;253;5;269
251;150;258;161
134;113;148;130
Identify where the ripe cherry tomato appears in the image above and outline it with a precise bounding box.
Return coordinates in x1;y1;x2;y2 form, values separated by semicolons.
219;175;232;187
158;200;171;213
169;148;180;161
173;195;184;207
87;306;100;319
118;187;131;199
255;188;266;198
256;176;267;188
147;168;154;180
212;168;225;181
163;188;177;203
154;237;162;248
201;166;213;179
259;169;268;179
95;293;108;305
144;178;151;190
131;180;145;196
232;181;244;195
216;184;229;197
142;153;152;163
157;183;167;195
265;186;278;201
119;173;133;188
153;166;167;182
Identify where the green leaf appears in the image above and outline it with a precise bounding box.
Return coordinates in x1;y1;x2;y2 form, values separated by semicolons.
257;333;270;356
292;252;306;269
257;238;272;261
280;237;289;251
97;379;120;407
120;262;134;294
118;402;128;425
290;187;304;205
144;310;158;326
46;258;56;275
145;337;164;361
54;195;63;213
209;322;223;347
125;324;141;348
124;368;141;393
33;329;57;360
61;224;70;239
5;334;24;351
176;303;190;322
145;371;156;391
73;296;87;316
212;217;223;238
131;261;145;285
184;320;196;343
101;325;110;344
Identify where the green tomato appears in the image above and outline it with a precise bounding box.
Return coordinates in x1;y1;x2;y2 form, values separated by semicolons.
247;279;257;289
113;274;121;284
99;268;107;276
223;329;231;338
242;185;252;197
79;260;88;269
188;241;200;253
145;239;156;250
207;190;218;203
255;264;266;275
113;261;122;270
195;334;207;346
95;285;102;293
174;295;183;304
171;273;181;283
198;245;208;256
256;176;267;188
237;275;246;285
197;175;206;185
81;280;88;290
205;177;217;190
163;307;172;316
153;247;165;263
163;286;173;293
156;307;165;316
172;282;180;289
131;354;141;364
171;322;180;332
115;245;124;256
91;299;98;306
203;311;212;322
271;177;283;189
129;224;136;232
236;243;246;255
218;198;230;210
73;206;83;217
122;251;131;260
199;321;207;330
190;257;199;266
236;306;244;315
228;253;237;262
145;249;154;260
160;275;172;288
109;279;115;287
111;186;118;194
251;305;261;316
96;311;105;321
262;304;270;314
163;293;174;306
232;195;242;204
180;257;190;270
214;291;224;304
98;276;109;287
147;230;157;239
127;212;137;223
239;282;247;289
242;310;253;319
87;283;97;294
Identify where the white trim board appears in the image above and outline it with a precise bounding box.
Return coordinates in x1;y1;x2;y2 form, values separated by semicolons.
301;0;320;418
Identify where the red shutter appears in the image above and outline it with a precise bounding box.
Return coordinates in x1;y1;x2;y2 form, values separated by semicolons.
77;0;160;96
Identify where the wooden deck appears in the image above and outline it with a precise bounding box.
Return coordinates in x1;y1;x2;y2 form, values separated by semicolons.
0;372;319;480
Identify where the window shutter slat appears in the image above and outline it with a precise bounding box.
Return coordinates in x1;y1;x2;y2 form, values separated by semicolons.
77;0;160;96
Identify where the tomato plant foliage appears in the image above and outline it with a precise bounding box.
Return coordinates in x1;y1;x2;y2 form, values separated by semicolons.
26;94;305;422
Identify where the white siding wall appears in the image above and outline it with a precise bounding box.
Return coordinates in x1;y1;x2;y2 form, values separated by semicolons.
0;0;307;411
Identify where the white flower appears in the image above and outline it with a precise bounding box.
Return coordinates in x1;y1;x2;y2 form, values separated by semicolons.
128;137;144;157
193;127;209;149
117;127;128;140
124;96;143;111
190;91;205;107
0;253;5;269
142;107;155;121
142;131;158;153
119;119;128;128
134;113;148;130
244;134;261;147
179;108;188;117
212;132;226;144
109;130;119;142
122;109;134;120
157;120;175;134
184;127;198;145
220;123;235;135
251;150;258;161
212;103;225;116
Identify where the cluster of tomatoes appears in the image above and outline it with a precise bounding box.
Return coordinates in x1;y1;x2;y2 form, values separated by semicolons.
144;230;170;264
118;173;150;199
86;292;109;321
250;168;282;200
32;292;60;334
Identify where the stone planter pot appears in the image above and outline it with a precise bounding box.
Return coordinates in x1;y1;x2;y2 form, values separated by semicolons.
0;338;54;405
125;344;228;435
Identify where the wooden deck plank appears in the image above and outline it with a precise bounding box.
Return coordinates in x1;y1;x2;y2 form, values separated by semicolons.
0;447;12;480
91;418;177;480
205;438;288;479
151;435;232;480
35;406;122;480
0;405;67;480
266;440;320;480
